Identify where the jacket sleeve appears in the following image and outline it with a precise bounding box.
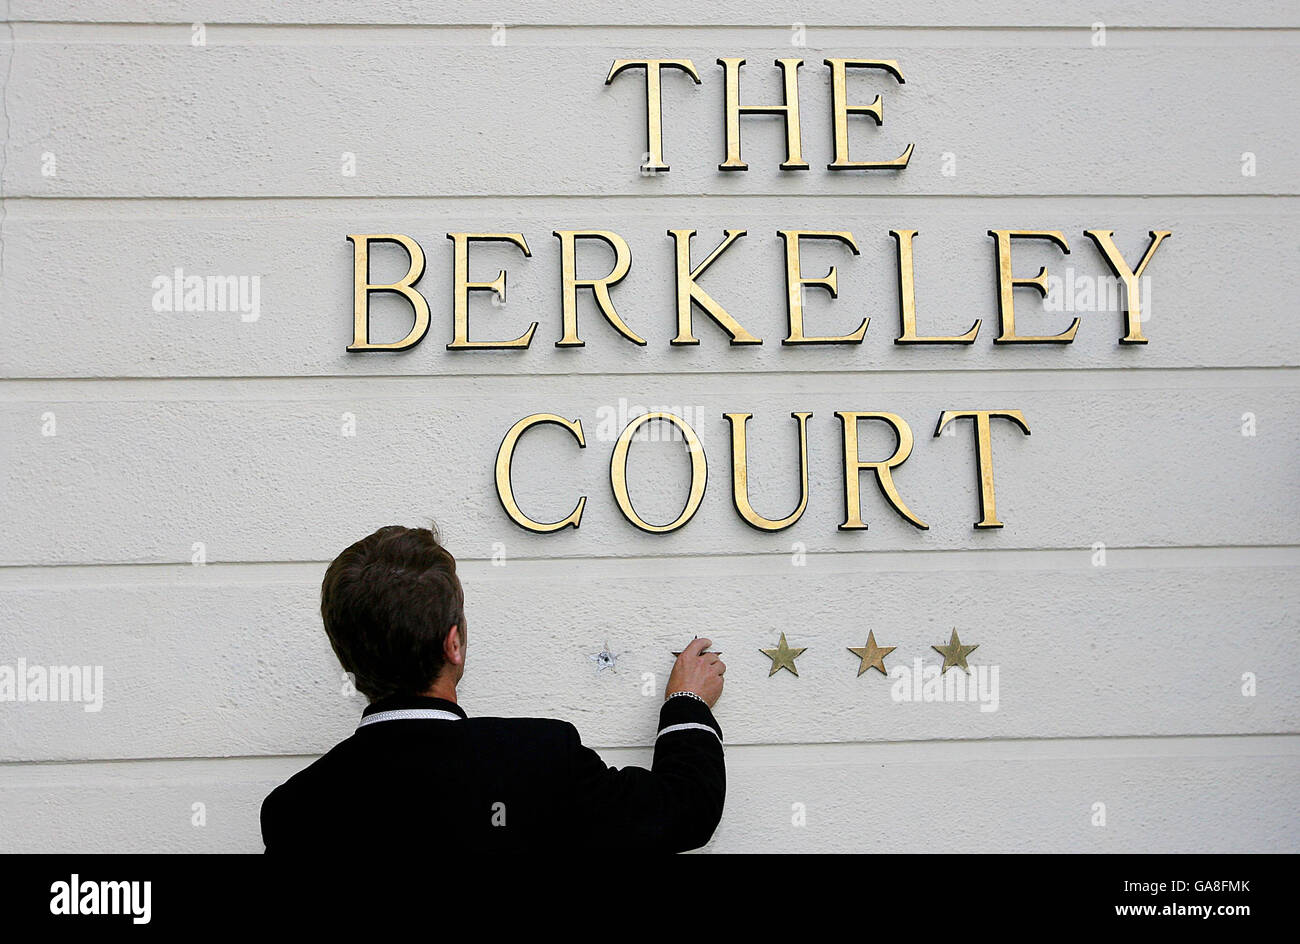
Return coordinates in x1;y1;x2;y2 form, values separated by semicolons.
559;696;725;853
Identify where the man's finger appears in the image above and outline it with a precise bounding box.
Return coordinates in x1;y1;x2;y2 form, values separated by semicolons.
683;637;712;657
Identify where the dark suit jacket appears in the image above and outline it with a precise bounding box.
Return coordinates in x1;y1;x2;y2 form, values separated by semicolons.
261;694;725;853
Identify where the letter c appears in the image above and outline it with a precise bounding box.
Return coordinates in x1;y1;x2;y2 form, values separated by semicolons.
495;414;587;532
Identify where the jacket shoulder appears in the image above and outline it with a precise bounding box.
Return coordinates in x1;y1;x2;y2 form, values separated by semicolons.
463;715;579;742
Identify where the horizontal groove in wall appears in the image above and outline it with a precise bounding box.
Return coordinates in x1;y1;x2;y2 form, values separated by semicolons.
11;23;1300;40
3;367;1297;397
5;194;1300;208
3;732;1297;779
1;545;1296;586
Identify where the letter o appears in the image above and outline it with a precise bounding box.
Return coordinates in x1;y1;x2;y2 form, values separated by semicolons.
610;412;708;533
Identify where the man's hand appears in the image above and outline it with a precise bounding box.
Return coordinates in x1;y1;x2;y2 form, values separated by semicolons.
665;637;726;708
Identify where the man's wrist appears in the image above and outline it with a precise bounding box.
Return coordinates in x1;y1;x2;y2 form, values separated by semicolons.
666;690;706;706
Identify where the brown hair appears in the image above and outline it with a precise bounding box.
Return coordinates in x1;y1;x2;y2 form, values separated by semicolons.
320;525;465;701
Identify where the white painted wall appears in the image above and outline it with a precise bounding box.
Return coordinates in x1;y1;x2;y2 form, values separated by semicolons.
1;2;1297;853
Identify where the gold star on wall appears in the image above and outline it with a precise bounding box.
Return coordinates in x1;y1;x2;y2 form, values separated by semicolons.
933;628;978;673
847;631;895;676
760;632;806;677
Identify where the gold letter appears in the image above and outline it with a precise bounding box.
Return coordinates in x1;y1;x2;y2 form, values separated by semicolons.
934;410;1031;528
1084;229;1172;344
346;234;430;351
553;230;644;347
610;412;708;533
605;59;701;172
836;411;927;530
495;414;586;532
824;58;913;170
446;233;537;349
718;57;808;171
892;229;980;343
669;229;759;345
726;412;811;532
989;230;1078;343
781;230;868;344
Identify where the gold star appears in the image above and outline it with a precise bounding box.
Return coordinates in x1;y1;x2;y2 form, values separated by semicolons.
847;631;895;676
760;632;806;677
933;628;978;674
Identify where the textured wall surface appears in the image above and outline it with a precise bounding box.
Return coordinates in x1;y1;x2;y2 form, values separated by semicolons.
1;2;1297;853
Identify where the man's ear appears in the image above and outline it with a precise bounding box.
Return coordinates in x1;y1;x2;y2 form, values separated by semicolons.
443;624;464;666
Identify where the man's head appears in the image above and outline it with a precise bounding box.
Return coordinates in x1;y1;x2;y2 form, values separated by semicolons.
320;525;466;701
